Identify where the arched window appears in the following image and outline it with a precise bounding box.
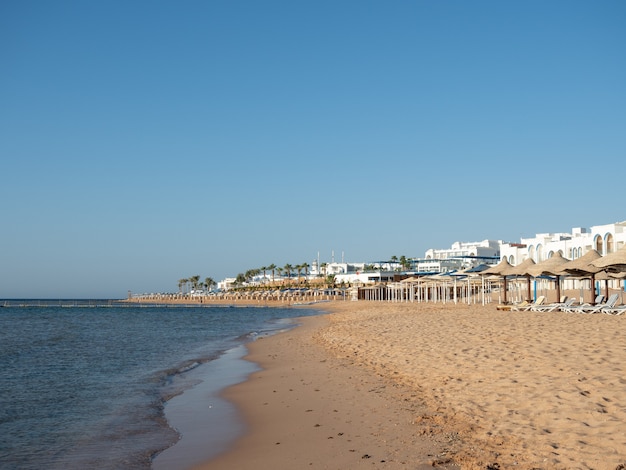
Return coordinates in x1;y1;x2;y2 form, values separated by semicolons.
547;251;555;259
536;244;543;262
509;255;515;264
528;245;535;261
578;247;582;258
594;235;604;254
605;233;614;253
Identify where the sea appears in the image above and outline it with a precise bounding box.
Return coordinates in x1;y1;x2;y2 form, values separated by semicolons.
0;300;321;470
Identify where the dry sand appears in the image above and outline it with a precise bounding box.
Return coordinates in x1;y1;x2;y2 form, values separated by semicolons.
193;300;626;470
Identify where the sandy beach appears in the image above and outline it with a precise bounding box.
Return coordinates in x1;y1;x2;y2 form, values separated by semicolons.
185;299;626;469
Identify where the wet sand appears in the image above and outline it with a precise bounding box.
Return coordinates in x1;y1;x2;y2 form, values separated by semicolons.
185;300;626;469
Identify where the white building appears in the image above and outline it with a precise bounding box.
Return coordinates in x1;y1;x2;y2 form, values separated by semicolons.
217;277;237;291
500;221;626;265
215;220;626;290
425;239;501;260
418;239;501;273
310;260;400;277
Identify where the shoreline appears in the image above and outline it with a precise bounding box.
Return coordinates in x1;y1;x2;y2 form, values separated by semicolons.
181;299;626;470
152;344;259;470
194;307;460;470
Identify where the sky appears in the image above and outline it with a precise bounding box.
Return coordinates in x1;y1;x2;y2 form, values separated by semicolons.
1;1;625;298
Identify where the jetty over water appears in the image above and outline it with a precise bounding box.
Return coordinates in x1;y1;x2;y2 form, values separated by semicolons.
0;299;217;308
1;299;127;308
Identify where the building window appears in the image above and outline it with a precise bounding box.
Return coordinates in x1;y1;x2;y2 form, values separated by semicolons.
605;233;614;253
595;235;604;254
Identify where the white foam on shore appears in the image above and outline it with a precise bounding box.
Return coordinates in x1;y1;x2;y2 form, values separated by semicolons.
152;345;259;470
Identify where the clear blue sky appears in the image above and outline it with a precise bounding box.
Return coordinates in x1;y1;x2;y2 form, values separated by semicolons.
1;1;624;298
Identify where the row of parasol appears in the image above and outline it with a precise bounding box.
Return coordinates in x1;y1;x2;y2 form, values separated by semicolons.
481;245;626;304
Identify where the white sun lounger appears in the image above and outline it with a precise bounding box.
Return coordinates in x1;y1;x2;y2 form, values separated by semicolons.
601;302;626;315
562;295;605;313
570;294;619;314
532;298;575;312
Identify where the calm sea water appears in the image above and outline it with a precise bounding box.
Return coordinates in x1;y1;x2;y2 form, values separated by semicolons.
0;302;318;469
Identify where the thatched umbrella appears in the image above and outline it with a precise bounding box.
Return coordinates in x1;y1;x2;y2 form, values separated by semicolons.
597;271;626;280
595;270;626;301
528;252;570;302
557;249;603;304
591;245;626;273
506;258;536;302
589;246;626;302
480;259;514;303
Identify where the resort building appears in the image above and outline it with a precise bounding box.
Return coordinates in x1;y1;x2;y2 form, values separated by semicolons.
217;278;237;291
333;270;397;286
500;221;626;264
215;220;625;291
416;239;501;273
308;260;398;286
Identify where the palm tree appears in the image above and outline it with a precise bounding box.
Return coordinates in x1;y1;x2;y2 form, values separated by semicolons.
284;264;293;285
276;267;283;283
189;275;201;291
178;278;188;294
320;262;328;278
299;262;310;284
204;277;215;291
268;264;276;285
260;266;267;284
235;273;246;286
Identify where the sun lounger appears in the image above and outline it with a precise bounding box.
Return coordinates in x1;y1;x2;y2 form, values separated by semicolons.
532;298;575;312
568;294;619;314
530;295;566;311
601;302;626;315
511;296;545;311
506;300;528;311
562;295;605;313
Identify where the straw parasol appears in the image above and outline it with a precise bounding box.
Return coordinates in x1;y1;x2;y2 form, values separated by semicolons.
557;249;602;276
528;252;570;302
595;269;626;300
480;259;514;303
506;258;536;301
481;258;514;276
557;249;602;303
596;271;626;280
591;245;626;273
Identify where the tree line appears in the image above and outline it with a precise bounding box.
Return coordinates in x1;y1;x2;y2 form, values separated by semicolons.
177;275;216;293
177;255;411;293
